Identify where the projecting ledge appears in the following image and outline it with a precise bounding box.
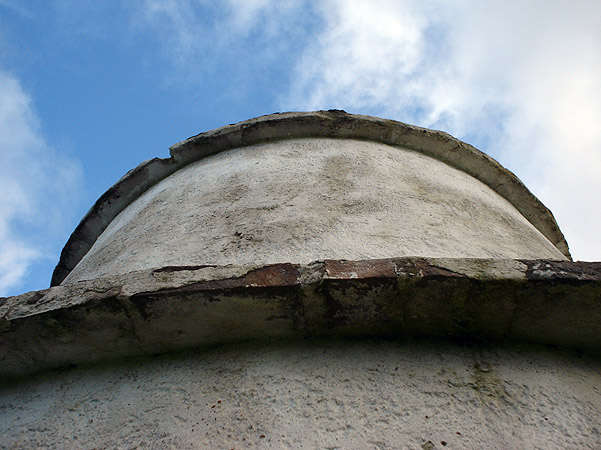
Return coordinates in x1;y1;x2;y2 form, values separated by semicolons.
1;257;600;378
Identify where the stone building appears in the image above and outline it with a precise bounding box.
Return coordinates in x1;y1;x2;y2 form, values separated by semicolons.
1;111;600;449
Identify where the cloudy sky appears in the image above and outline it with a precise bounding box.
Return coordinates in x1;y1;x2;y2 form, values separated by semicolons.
1;0;600;296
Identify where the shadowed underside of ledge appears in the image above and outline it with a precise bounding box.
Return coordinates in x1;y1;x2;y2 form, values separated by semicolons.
5;257;601;379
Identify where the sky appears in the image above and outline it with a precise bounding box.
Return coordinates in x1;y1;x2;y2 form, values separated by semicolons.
1;0;600;297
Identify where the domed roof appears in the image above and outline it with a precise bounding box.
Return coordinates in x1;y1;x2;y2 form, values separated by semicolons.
52;111;570;285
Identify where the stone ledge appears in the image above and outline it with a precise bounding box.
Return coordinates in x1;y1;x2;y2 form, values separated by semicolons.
2;257;599;378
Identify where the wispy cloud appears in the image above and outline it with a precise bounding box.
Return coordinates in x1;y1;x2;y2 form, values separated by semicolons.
0;71;82;295
129;0;321;103
283;0;601;260
286;0;433;116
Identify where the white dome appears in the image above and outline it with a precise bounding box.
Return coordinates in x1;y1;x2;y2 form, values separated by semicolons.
64;137;565;283
53;111;570;285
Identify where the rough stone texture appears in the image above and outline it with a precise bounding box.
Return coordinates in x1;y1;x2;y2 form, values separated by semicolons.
1;339;600;449
63;138;565;283
52;111;570;286
2;258;600;379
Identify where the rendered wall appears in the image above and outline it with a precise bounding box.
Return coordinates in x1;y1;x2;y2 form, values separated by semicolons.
64;138;565;283
2;340;600;449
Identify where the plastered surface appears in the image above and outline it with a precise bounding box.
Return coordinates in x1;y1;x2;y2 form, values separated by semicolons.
64;138;565;283
1;339;600;449
52;111;571;285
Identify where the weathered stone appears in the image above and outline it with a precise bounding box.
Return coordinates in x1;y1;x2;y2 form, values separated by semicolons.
3;258;600;379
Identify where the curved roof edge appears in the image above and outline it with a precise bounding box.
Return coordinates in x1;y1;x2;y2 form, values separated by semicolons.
51;110;571;286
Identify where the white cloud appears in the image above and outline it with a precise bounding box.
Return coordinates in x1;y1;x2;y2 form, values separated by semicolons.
286;0;431;115
283;0;601;261
0;71;82;295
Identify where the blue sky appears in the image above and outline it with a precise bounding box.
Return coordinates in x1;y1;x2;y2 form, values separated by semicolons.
1;0;600;296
